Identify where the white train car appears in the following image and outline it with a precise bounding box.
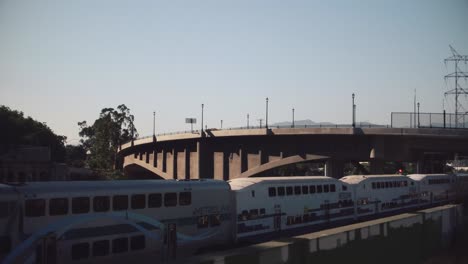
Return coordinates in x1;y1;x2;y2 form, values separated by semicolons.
408;174;456;206
0;184;20;261
229;176;354;242
340;175;418;218
1;179;233;264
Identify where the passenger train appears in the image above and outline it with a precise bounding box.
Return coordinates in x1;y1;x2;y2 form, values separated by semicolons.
1;173;468;263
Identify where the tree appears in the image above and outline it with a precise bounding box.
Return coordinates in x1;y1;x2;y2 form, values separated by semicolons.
78;104;138;171
65;144;87;168
0;105;66;162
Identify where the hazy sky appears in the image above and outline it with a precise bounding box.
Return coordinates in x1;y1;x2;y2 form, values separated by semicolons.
1;0;467;143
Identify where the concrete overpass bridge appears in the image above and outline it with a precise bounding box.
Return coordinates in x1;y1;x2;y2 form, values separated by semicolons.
116;127;468;180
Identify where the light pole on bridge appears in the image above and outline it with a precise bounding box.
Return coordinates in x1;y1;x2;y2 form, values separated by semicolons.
266;97;269;129
153;111;156;136
292;108;295;128
201;104;204;135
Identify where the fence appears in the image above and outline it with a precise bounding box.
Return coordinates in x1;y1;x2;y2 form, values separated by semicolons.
391;112;468;129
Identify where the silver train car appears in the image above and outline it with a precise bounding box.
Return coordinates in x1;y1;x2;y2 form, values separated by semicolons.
0;180;232;263
1;173;468;263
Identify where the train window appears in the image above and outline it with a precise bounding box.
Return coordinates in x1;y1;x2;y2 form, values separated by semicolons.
113;195;128;211
286;186;293;196
278;187;285;196
72;197;90;214
260;208;266;215
372;182;376;189
198;215;209;228
112;237;128;253
317;185;323;193
302;186;309;194
324;185;329;193
268;187;277;197
310;185;316;193
411;181;414;186
148;193;162;208
404;181;408;187
92;240;109;257
0;202;9;218
179;192;191;206
210;214;221;226
25;199;45;217
342;185;347;191
72;242;89;260
93;196;110;212
130;235;145;251
49;198;68;216
164;193;177;207
249;209;259;219
131;194;146;209
251;190;255;197
294;186;301;195
330;184;336;192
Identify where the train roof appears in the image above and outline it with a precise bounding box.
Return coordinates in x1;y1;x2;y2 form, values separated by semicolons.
8;179;230;194
407;174;450;181
340;174;413;184
228;176;337;191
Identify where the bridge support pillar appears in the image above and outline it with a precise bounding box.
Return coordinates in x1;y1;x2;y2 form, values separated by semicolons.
325;159;344;179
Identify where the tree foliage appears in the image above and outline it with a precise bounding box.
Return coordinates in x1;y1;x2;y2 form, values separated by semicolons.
78;104;137;170
0;105;66;162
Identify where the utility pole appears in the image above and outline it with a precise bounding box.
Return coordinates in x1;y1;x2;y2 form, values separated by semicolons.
292;108;295;128
265;97;269;129
444;45;468;128
247;114;249;129
220;120;223;129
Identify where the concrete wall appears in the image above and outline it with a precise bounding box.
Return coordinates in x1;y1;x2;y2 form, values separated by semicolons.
188;204;464;264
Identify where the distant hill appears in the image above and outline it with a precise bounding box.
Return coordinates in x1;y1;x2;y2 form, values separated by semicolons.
271;119;381;127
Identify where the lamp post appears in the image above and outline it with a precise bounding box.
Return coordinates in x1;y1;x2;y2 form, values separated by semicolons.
201;104;204;134
220;120;223;129
292;108;295;128
152;111;156;136
247;114;249;129
352;93;355;128
266;97;269;129
417;102;420;128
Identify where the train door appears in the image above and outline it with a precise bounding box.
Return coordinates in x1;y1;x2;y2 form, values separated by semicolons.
165;223;177;261
324;200;330;223
35;233;57;264
274;205;281;232
374;200;380;215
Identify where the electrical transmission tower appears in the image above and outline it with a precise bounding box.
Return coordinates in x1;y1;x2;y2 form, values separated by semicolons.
444;45;468;128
